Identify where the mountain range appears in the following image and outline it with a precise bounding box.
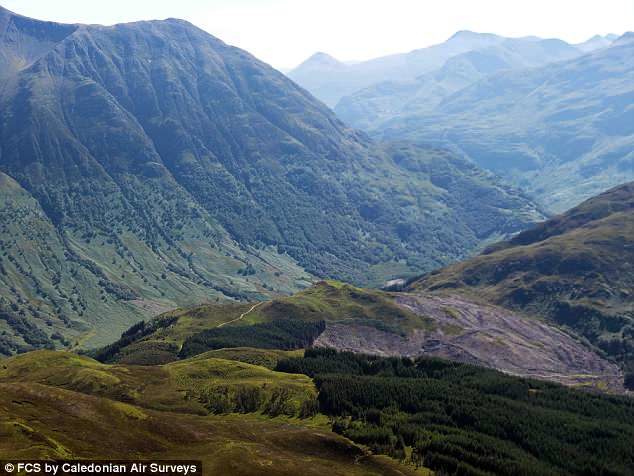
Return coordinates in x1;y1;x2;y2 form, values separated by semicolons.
290;31;632;213
289;31;613;108
0;6;543;352
369;33;634;212
2;182;631;473
1;6;633;474
334;34;605;129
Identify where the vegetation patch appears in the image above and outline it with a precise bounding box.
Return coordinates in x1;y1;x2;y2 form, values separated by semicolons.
179;320;326;358
278;348;634;475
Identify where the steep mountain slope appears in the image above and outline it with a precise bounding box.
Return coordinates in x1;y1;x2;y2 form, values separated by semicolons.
410;182;634;364
0;6;77;81
0;170;310;353
335;37;584;129
96;280;623;392
0;7;543;352
376;33;634;211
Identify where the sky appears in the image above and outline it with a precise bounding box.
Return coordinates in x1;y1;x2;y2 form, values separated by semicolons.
3;0;633;70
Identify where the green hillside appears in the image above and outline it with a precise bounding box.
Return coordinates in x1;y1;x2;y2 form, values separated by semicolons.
1;346;632;475
94;280;623;392
278;348;634;475
0;350;423;475
411;182;634;363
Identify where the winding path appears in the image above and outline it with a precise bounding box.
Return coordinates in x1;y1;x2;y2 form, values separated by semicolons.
217;302;262;328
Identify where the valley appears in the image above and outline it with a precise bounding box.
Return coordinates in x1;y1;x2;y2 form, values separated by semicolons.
0;5;543;353
0;3;633;475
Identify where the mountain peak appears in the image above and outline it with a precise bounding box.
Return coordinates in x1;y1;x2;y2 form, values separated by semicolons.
306;51;342;65
449;30;479;40
613;31;634;45
291;52;344;73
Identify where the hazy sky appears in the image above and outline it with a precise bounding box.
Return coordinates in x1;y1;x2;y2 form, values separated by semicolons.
3;0;633;69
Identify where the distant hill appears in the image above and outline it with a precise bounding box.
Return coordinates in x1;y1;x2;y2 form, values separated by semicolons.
373;33;634;212
288;31;594;108
288;31;509;107
574;33;618;52
0;6;543;352
335;36;584;129
410;182;634;364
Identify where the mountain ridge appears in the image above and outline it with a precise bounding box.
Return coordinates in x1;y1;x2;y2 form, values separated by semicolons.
288;31;605;108
334;35;584;130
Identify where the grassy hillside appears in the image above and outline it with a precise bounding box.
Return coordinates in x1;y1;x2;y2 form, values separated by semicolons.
411;182;634;364
0;351;422;475
92;281;433;364
95;280;623;391
3;346;630;475
0;350;317;417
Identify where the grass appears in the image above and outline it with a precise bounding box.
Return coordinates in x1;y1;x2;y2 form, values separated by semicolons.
0;349;424;475
96;281;439;364
250;281;437;335
194;348;305;370
0;350;316;417
0;382;422;475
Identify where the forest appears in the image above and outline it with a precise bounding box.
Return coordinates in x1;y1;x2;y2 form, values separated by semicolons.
277;349;634;475
179;320;326;357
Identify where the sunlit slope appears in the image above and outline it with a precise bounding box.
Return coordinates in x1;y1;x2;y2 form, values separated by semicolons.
411;182;634;363
96;281;623;391
0;351;421;475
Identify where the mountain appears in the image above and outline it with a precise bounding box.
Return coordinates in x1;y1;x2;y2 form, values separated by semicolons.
374;33;634;212
335;37;583;129
575;33;617;52
288;31;507;107
410;182;634;365
285;52;348;106
0;6;544;353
